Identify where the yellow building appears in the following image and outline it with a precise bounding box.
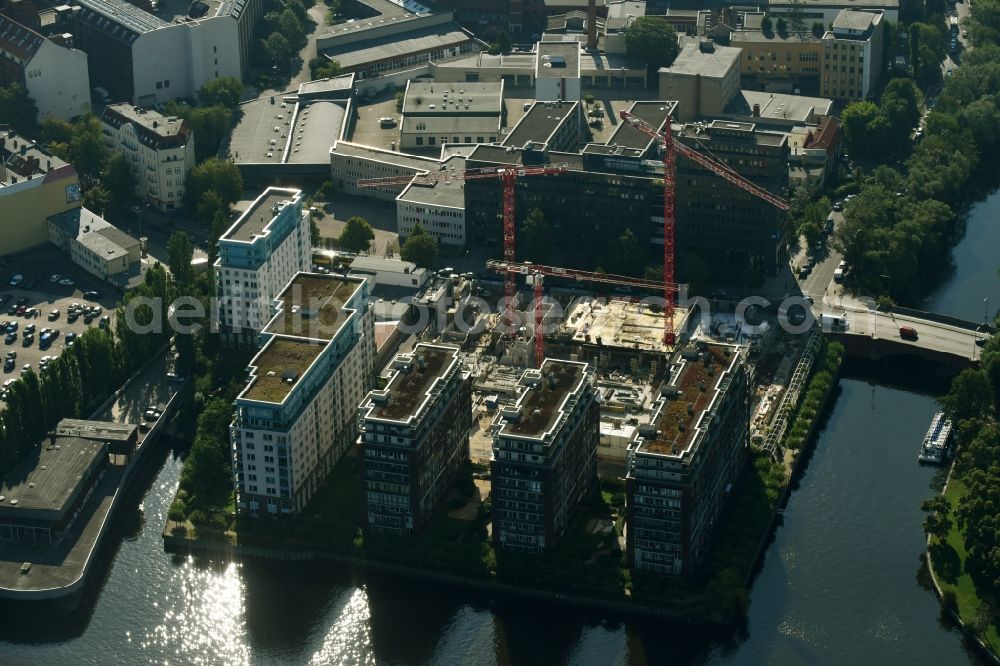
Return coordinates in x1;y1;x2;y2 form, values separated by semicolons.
0;131;81;256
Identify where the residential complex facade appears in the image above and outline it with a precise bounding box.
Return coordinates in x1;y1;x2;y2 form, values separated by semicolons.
0;131;81;255
215;188;312;348
0;15;90;120
359;343;472;535
100;104;195;211
491;359;599;552
626;344;749;577
232;272;376;517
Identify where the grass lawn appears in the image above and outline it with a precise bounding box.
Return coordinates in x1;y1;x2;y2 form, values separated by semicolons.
931;477;1000;652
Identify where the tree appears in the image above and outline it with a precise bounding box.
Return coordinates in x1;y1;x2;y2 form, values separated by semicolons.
623;17;680;71
102;152;136;206
184;157;242;212
338;216;375;253
812;21;825;38
197;77;243;109
82;186;112;214
263;32;294;69
0;83;38;134
188;106;234;162
841;101;887;162
761;15;773;34
168;231;195;287
278;7;305;45
776;17;788;34
613;228;640;275
67;115;107;181
400;223;438;268
310;57;343;80
941;368;995;425
310;214;321;247
921;495;953;540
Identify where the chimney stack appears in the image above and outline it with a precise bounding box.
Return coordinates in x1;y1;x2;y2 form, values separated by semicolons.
587;0;598;50
752;103;761;117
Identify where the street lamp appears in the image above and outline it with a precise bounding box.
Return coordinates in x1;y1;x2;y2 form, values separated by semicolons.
985;297;991;326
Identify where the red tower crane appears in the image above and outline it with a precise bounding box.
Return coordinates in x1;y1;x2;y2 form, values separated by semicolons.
487;259;680;367
356;163;568;330
618;111;790;346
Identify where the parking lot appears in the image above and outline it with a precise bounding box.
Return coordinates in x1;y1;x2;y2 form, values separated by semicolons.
0;247;119;394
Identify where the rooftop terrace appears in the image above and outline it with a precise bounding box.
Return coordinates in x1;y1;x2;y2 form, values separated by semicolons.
369;344;458;422
243;337;325;403
502;360;585;440
221;188;299;243
263;273;362;341
643;345;734;457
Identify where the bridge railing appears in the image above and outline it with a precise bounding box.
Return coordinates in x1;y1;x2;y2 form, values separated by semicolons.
878;304;996;334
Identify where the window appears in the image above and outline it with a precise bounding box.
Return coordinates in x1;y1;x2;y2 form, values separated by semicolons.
416;137;423;146
429;137;436;146
164;80;170;88
156;81;163;90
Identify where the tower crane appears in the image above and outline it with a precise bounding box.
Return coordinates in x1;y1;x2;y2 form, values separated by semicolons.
618;111;790;346
486;259;679;367
356;163;568;331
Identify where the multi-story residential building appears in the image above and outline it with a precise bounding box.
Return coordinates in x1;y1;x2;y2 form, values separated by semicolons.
232;272;376;517
399;81;504;150
359;343;472;535
215;188;312;348
99;104;195;211
674;119;789;275
0;15;90;120
822;10;884;101
491;359;599;552
72;0;261;105
47;207;140;283
0;131;81;255
626;343;749;577
729;9;885;102
396;156;467;246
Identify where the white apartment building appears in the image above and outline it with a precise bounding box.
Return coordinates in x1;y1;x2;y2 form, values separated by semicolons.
215;188;312;348
232;272;376;517
0;16;90;121
535;41;581;102
47;207;140;282
100;104;195;211
329;141;444;201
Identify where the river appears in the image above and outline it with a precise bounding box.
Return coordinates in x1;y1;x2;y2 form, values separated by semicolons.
1;192;999;665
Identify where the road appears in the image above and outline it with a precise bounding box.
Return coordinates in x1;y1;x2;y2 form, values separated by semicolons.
827;305;988;361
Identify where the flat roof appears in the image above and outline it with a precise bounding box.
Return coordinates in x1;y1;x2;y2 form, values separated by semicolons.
298;74;355;98
230;96;349;165
642;345;734;456
661;41;741;78
75;0;167;35
501;360;586;440
221;188;299;243
320;24;473;70
769;0;896;7
728;90;832;123
402;81;503;115
832;8;879;32
678;119;788;147
0;437;105;518
397;156;465;208
330;140;442;171
503;101;577;149
262;273;363;341
731;28;822;44
607;100;677;150
242;336;325;403
368;344;459;421
536;41;581;79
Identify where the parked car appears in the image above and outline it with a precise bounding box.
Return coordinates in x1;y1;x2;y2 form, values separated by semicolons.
21;363;30;375
59;278;74;286
49;274;62;283
798;265;812;279
8;274;22;287
15;305;26;316
15;297;27;306
4;333;14;344
83;290;99;300
48;309;60;320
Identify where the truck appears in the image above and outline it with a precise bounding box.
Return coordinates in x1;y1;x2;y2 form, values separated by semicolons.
820;312;849;330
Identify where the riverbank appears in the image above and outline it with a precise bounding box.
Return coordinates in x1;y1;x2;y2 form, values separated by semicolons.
926;473;1000;664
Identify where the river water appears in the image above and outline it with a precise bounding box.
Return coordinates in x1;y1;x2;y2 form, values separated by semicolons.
2;193;999;665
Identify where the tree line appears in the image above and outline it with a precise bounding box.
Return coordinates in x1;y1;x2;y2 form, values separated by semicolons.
0;264;173;479
833;2;1000;302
